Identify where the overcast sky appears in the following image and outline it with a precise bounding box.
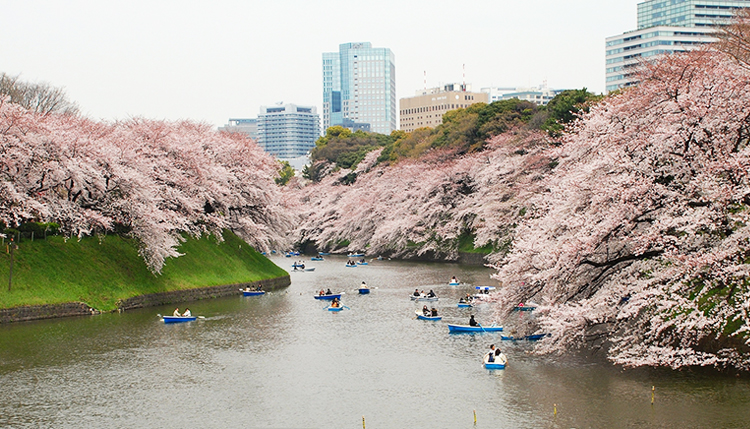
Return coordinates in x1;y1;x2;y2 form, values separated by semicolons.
1;1;642;129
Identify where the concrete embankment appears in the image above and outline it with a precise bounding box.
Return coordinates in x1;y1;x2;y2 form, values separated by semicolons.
0;275;290;324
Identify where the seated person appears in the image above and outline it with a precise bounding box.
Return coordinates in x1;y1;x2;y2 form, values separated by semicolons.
430;308;438;317
319;289;325;296
422;305;430;316
182;308;191;317
469;315;478;326
484;351;495;363
413;289;421;297
331;298;340;308
495;349;508;365
173;308;181;317
426;290;436;298
459;297;466;303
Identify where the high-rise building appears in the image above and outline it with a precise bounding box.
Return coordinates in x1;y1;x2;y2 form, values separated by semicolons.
606;0;750;92
399;83;488;133
323;42;396;135
256;104;320;159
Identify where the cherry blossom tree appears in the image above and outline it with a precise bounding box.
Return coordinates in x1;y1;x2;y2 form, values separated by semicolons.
0;98;293;273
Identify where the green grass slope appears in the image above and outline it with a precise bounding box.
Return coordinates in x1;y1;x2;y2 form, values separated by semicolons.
0;231;287;311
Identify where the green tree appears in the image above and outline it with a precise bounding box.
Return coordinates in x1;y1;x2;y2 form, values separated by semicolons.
275;161;295;186
541;88;603;137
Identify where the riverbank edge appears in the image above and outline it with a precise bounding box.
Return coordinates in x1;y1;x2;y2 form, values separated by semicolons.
0;275;290;324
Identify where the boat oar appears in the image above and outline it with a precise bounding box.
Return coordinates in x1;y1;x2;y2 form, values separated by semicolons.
477;323;488;333
343;306;351;310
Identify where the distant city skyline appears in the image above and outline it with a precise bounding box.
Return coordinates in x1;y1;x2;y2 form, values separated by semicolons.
1;1;643;129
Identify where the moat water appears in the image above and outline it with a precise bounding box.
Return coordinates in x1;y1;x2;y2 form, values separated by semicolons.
1;255;749;428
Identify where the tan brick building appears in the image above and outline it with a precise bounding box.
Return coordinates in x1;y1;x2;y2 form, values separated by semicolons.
399;83;488;133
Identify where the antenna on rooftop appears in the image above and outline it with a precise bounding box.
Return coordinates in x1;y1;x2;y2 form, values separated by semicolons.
424;70;427;91
462;64;466;92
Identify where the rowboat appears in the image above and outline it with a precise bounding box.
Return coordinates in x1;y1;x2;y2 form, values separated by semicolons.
358;288;370;294
447;324;503;333
318;252;330;256
293;267;315;272
475;286;496;291
314;294;341;300
483;362;506;370
162;316;197;324
345;264;357;268
449;281;460;286
328;306;344;312
348;253;364;258
240;289;265;296
457;303;474;308
410;296;438;302
416;313;442;321
525;334;548;341
357;262;368;265
311;257;324;261
512;306;536;312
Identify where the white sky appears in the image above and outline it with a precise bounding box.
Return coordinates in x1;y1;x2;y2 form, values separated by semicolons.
1;1;642;129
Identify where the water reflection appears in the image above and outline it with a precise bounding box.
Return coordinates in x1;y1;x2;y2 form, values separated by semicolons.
0;255;749;428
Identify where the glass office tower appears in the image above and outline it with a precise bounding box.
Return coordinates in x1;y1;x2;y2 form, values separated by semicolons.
322;42;396;135
606;0;750;92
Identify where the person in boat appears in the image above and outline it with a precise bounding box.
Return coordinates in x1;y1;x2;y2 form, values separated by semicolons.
451;276;458;283
360;258;365;263
484;345;496;364
244;286;252;292
182;308;191;317
256;284;263;291
173;308;181;317
469;315;478;326
361;281;368;289
459;297;466;304
413;289;421;297
326;288;333;295
426;289;436;298
494;348;508;365
319;289;325;296
430;307;438;317
422;305;430;316
331;298;340;308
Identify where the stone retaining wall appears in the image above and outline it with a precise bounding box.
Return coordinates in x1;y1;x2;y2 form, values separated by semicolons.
0;275;290;324
0;302;97;324
116;276;290;311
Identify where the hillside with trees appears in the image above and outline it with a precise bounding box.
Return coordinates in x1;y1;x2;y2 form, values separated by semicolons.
286;13;750;371
1;78;294;274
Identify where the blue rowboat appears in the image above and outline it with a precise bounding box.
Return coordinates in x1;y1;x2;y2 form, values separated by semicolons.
285;254;292;257
318;252;330;256
328;306;344;312
447;324;503;333
348;253;364;258
311;257;324;261
525;334;548;341
484;362;506;370
314;294;341;300
358;288;370;294
162;316;197;324
500;335;520;341
345;264;357;268
475;286;496;291
357;262;368;265
512;306;536;312
240;289;265;296
449;281;459;286
416;314;442;321
457;303;474;308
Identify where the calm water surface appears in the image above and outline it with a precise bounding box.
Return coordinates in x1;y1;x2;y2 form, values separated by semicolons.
1;256;749;428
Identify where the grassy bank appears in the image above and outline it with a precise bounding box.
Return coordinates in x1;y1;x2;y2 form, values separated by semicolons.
0;231;287;311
